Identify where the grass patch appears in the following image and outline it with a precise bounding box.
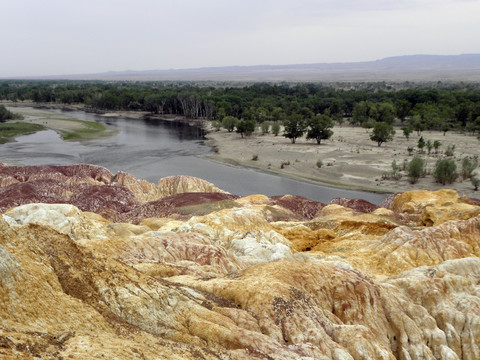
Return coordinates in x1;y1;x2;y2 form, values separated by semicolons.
59;120;106;140
0;122;46;143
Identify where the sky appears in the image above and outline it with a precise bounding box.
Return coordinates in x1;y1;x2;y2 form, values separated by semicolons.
1;0;479;77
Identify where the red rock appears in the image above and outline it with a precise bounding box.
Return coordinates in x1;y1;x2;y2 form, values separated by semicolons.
69;183;139;216
270;195;325;220
126;192;240;222
0;164;114;185
0;179;70;213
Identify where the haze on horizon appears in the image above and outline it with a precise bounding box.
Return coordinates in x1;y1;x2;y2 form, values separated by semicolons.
2;0;480;78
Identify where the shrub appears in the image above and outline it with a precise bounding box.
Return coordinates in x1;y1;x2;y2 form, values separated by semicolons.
433;158;458;185
461;157;477;179
471;177;480;191
316;160;323;168
433;140;441;153
390;160;402;180
417;136;425;153
402;126;413;140
444;144;455;157
408;156;425;184
271;123;280;136
211;120;221;131
251;154;258;161
261;122;270;135
426;140;433;155
407;146;414;156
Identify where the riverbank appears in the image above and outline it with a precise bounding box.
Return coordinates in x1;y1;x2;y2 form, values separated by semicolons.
203;124;480;199
4;102;479;199
4;105;118;141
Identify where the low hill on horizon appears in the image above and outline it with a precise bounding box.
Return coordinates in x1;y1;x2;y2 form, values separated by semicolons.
7;54;480;82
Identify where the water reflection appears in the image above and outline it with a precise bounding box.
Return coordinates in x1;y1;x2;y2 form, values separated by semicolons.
0;109;388;204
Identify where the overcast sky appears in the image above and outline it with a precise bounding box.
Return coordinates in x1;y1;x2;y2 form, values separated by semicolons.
1;0;479;77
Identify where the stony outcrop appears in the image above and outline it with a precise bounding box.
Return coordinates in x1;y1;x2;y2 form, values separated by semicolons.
1;164;480;359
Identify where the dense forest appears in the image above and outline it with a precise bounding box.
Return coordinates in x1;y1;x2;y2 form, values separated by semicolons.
1;80;480;134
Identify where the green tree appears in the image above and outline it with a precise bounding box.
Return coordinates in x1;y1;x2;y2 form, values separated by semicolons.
395;99;412;123
433;140;441;153
409;115;426;135
362;118;376;132
433;158;458;185
351;101;369;126
306;114;334;145
283;115;306;144
271;107;284;122
375;102;396;125
402;126;413;140
222;116;238;132
441;123;450;136
261;122;270;135
271;122;280;136
327;99;344;122
0;105;14;122
216;107;226;121
236;119;256;138
369;122;395;147
417;136;426;153
408;156;425;184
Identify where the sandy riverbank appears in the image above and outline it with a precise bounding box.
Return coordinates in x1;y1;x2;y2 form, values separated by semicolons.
5;102;480;198
4;105;120;140
203;124;480;199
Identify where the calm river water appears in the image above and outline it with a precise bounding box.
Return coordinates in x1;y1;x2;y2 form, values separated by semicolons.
1;109;388;204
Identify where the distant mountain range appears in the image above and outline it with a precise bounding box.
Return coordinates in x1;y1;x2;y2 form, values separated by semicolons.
10;54;480;82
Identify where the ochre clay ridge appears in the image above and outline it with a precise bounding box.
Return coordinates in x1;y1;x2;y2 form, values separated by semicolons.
1;163;480;359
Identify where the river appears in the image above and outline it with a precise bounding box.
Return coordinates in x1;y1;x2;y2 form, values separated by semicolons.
1;109;388;204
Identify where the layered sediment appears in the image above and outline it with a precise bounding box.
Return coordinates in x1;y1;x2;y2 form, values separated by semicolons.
1;163;479;359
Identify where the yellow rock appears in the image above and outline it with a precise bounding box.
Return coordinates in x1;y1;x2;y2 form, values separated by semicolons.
392;189;480;226
1;186;480;359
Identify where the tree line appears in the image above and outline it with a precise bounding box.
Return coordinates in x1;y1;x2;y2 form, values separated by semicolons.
1;80;480;133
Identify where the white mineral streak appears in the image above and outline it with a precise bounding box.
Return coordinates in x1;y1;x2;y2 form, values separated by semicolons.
1;182;480;359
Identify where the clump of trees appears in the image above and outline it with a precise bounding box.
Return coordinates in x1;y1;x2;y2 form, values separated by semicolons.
282;114;334;144
1;80;480;135
0;105;22;122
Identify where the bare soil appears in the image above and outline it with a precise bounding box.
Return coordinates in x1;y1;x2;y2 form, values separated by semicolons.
204;125;480;199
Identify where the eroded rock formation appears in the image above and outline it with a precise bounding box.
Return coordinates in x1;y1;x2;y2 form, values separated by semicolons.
1;164;479;359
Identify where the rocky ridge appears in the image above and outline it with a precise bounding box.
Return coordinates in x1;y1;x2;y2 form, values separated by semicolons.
1;163;479;359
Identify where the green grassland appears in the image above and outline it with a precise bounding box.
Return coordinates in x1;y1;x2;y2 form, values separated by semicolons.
0;122;46;143
56;119;107;141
